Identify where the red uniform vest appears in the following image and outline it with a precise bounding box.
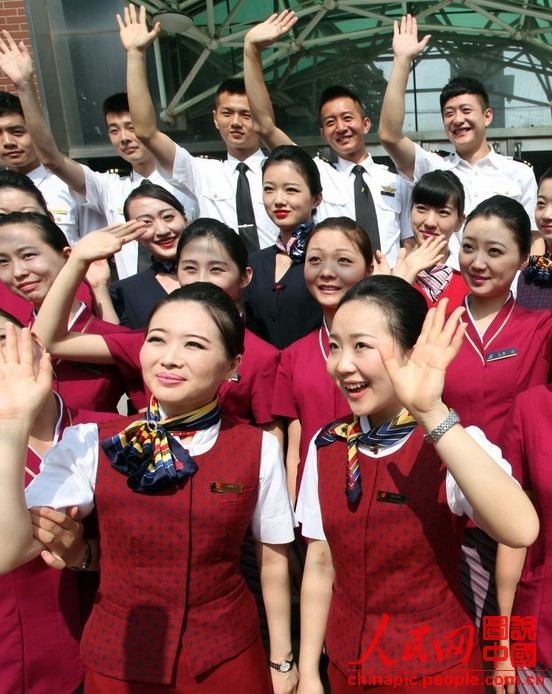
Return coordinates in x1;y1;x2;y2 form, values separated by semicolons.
81;417;263;684
318;426;474;678
0;405;83;694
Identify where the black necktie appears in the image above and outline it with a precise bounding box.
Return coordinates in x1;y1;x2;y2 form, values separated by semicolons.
352;164;380;252
235;162;260;255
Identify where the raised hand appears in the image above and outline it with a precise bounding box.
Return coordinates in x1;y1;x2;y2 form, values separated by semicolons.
0;323;51;426
392;235;448;282
117;3;161;53
392;14;431;61
245;10;298;49
0;29;34;87
70;219;146;266
378;299;465;421
371;249;398;276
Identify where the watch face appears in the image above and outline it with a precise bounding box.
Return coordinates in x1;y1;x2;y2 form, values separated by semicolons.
279;661;291;672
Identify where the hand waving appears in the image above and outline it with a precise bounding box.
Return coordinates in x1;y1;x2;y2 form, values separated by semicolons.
117;3;161;53
0;324;51;427
378;299;465;421
0;29;34;87
392;14;431;61
71;220;145;265
245;10;298;49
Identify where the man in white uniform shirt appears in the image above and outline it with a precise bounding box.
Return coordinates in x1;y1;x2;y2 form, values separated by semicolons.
242;11;415;267
118;5;279;255
378;14;537;260
0;31;197;279
0;91;87;245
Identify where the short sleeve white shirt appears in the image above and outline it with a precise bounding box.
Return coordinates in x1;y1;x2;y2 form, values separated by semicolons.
411;144;538;263
25;422;295;545
296;420;513;541
312;156;414;267
158;146;279;249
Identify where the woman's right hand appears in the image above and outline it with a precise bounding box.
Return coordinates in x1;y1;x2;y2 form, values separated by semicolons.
392;235;448;283
70;220;145;266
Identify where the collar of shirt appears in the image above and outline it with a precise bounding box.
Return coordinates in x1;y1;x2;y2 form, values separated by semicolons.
336;153;373;176
157;402;222;456
225;148;266;175
463;290;513;340
450;144;496;171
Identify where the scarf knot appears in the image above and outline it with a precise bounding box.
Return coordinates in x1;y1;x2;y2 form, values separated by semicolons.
275;221;315;263
316;411;417;503
101;397;220;493
150;257;177;274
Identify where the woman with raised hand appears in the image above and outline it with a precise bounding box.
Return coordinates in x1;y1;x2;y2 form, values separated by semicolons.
101;181;189;329
385;169;469;310
0;212;144;412
33;218;282;436
295;277;538;693
0;169;94;322
0;283;296;694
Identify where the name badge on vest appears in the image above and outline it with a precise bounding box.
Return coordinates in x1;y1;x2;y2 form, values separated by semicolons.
377;491;405;504
210;482;245;494
486;347;517;363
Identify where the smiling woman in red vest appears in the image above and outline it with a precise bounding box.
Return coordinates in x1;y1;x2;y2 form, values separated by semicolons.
0;282;296;694
295;276;538;693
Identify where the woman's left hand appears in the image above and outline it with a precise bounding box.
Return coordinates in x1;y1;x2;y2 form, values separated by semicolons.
270;663;299;694
378;298;465;423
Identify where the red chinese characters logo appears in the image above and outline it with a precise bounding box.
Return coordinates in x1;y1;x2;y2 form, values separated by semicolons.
350;614;536;669
482;616;536;668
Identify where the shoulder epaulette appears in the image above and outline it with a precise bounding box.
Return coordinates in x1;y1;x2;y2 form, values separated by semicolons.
317;153;336;169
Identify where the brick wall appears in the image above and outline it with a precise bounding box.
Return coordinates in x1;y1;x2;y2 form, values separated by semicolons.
0;0;31;93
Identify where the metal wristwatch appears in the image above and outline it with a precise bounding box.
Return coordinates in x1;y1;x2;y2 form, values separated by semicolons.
269;659;295;673
424;408;461;443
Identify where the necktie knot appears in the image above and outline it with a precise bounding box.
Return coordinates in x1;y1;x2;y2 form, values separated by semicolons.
352;164;365;177
236;162;249;174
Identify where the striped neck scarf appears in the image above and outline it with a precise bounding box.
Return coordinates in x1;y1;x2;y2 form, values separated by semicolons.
275;221;315;263
417;265;453;303
101;397;220;493
316;410;417;503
